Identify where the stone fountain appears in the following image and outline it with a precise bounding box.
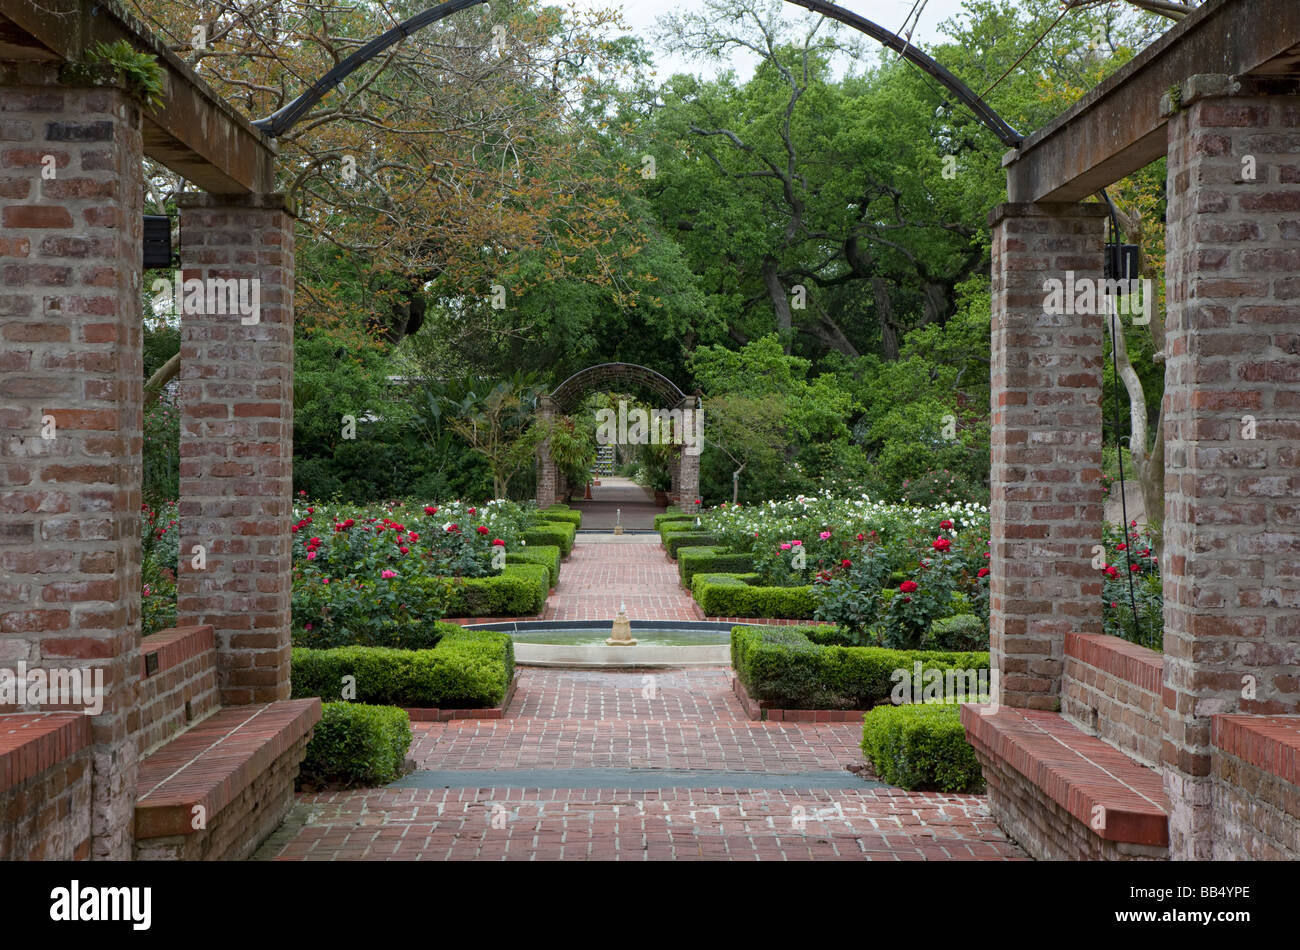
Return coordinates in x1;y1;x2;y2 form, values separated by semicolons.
606;601;637;646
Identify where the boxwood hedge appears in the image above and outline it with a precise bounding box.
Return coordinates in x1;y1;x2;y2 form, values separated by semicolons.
861;703;984;792
523;521;576;556
444;562;549;617
676;546;756;585
298;702;412;789
539;507;582;528
662;529;721;557
508;543;561;590
731;625;989;710
292;627;515;709
293;616;465;651
692;573;814;618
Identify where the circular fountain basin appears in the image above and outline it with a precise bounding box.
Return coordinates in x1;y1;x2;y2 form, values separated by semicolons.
460;620;735;668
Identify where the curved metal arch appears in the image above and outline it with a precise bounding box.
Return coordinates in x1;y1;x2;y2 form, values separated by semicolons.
549;362;686;415
251;0;1022;147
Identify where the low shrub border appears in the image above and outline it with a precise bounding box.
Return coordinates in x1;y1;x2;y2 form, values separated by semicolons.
292;626;515;710
297;702;412;789
523;521;576;556
661;529;719;557
293;618;464;651
693;573;815;619
730;624;989;710
508;543;561;590
654;510;690;530
444;562;549;617
539;507;582;529
677;546;755;586
861;703;984;792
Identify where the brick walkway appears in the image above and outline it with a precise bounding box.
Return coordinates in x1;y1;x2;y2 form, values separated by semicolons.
540;534;699;621
258;536;1027;861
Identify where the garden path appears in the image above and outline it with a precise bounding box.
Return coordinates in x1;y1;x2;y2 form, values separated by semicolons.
257;535;1027;860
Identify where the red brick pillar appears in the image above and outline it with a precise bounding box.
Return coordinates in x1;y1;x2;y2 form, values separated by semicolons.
988;203;1107;709
535;395;558;507
676;396;701;508
0;65;143;859
175;194;295;705
1161;76;1300;860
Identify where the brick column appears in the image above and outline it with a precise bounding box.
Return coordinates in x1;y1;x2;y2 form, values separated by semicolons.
676;396;700;508
176;194;294;705
1160;76;1300;860
0;65;143;858
535;395;558;507
988;203;1107;710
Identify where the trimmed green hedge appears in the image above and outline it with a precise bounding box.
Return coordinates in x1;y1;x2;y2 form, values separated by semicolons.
925;614;988;652
508;543;560;590
445;562;548;617
539;507;582;528
677;546;755;585
298;702;412;788
692;572;814;618
523;521;576;556
293;617;464;651
662;529;720;557
293;627;515;709
653;510;689;529
731;625;989;709
861;703;984;792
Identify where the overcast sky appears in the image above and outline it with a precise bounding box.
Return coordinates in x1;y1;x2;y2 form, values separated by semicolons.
567;0;973;79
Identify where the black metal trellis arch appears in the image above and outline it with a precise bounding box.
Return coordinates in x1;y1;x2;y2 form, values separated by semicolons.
251;0;1024;147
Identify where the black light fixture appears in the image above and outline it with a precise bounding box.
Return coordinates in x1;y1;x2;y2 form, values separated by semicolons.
1105;242;1140;282
143;214;173;269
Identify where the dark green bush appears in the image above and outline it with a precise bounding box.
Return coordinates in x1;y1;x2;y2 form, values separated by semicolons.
861;703;984;792
292;627;515;709
508;543;561;589
539;507;582;528
925;614;989;652
293;617;464;651
522;521;576;556
654;511;692;530
663;530;721;557
298;702;412;788
677;546;755;585
731;625;989;709
445;562;548;616
693;573;814;618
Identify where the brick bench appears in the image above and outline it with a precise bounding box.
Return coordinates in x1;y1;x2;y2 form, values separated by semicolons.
961;705;1169;860
1062;633;1163;767
1211;715;1300;859
0;713;93;860
134;698;321;860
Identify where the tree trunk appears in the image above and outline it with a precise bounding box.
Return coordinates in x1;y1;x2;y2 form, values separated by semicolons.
762;256;793;350
144;351;180;406
872;277;900;360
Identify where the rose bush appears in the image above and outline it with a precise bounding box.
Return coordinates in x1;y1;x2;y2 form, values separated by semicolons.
1099;520;1162;651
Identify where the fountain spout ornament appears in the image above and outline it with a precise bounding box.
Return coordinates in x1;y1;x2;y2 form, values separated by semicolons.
614;507;623;536
606;601;637;646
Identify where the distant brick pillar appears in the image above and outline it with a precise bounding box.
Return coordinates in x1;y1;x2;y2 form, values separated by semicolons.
988;203;1107;710
534;395;558;508
0;65;143;859
176;194;295;705
1161;76;1300;860
676;396;701;509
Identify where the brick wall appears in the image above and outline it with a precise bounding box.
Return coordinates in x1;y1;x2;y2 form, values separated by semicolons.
0;66;143;859
131;625;219;758
1211;715;1300;860
133;728;311;861
1161;76;1300;859
175;193;295;705
0;713;93;860
1062;633;1164;767
988;202;1107;710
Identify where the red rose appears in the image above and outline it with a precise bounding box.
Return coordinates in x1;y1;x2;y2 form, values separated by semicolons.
399;546;410;554
492;539;505;547
290;525;298;533
977;567;989;578
468;507;477;515
932;537;951;552
424;506;438;515
1115;543;1127;551
899;580;918;594
939;520;953;530
841;559;852;568
476;525;489;535
1104;566;1119;578
344;518;354;528
408;533;419;541
447;523;459;533
855;533;865;542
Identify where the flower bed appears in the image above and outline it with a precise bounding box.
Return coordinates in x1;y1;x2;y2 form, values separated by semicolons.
1099;520;1162;651
695;494;991;649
